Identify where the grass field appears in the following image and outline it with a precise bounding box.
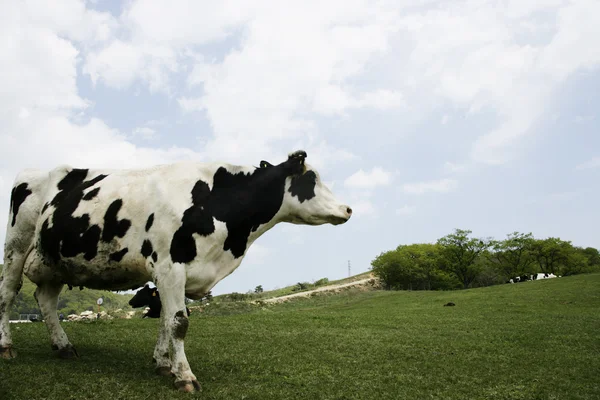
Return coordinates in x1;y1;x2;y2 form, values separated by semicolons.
1;274;599;400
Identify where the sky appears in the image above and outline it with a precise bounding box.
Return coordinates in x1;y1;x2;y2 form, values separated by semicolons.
1;0;599;295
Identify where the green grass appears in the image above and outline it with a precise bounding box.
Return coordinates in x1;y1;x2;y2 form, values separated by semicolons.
1;274;599;400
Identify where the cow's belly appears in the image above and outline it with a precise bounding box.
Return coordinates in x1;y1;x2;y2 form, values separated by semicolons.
184;253;244;299
24;250;151;291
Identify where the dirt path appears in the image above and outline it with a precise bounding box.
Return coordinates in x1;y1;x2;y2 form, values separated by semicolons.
261;275;375;304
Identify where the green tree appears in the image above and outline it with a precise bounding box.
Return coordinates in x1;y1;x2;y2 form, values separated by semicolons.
437;229;490;289
529;237;572;274
254;285;263;294
371;243;457;290
490;232;535;278
581;247;600;268
472;251;504;287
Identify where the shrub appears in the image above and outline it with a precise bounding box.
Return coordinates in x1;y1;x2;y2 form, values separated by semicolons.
314;278;329;286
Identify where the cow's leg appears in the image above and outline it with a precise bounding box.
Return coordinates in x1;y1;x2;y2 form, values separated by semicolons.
35;283;77;359
155;264;200;392
153;311;172;376
0;249;27;359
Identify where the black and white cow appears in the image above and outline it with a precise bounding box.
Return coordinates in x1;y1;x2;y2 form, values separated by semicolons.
129;284;190;318
0;150;352;392
129;284;163;318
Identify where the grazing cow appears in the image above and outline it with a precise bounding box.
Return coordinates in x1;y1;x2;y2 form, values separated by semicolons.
0;150;352;392
535;273;557;280
507;273;558;284
129;284;190;318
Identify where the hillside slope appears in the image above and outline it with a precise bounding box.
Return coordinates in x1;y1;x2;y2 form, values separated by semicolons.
2;273;599;399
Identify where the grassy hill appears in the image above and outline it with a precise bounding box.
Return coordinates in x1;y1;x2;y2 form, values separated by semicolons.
213;270;373;302
2;273;599;399
0;265;134;319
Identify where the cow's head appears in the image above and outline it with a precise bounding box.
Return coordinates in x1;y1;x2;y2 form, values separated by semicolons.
261;150;352;226
128;284;159;308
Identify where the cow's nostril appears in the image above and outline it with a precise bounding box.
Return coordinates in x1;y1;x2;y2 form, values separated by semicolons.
346;207;353;215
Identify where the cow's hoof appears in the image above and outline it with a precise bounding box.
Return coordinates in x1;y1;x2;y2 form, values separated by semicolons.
174;380;201;393
155;366;173;376
0;346;17;359
58;345;79;359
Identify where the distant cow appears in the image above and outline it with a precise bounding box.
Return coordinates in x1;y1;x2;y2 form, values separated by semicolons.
535;273;557;280
507;273;558;283
0;150;352;392
129;284;190;318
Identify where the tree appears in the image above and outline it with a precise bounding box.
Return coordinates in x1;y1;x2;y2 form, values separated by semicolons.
371;243;458;290
581;247;600;268
254;285;263;294
489;232;535;278
529;237;572;274
437;229;490;289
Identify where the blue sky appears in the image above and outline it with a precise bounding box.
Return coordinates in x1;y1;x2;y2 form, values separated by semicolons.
1;0;598;295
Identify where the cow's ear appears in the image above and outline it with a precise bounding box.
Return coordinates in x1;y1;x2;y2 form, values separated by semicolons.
284;150;307;175
259;160;273;169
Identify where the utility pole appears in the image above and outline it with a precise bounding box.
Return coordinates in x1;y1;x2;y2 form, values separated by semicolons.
348;260;351;277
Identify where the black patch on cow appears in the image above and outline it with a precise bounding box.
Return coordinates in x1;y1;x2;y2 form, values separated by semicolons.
289;171;317;203
141;240;153;259
10;183;32;226
173;310;189;340
83;187;100;201
109;248;128;262
42;202;50;213
170;153;309;262
39;169;108;262
101;199;131;243
145;213;155;232
152;252;158;262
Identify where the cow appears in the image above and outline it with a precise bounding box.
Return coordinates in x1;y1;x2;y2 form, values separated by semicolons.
507;273;558;284
129;284;190;318
0;150;352;392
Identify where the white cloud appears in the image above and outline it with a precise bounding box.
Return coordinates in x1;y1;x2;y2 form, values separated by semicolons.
84;40;144;89
344;167;392;189
174;1;399;161
575;157;600;171
71;0;600;169
313;87;403;116
388;0;600;164
395;205;416;216
132;126;158;141
402;179;458;195
121;0;252;48
358;89;404;110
